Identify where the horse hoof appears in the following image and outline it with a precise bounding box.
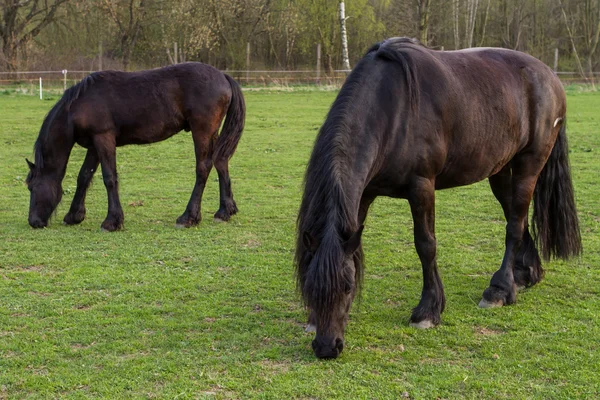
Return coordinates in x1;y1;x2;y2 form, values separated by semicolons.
479;299;504;308
410;320;436;329
175;223;186;229
213;217;227;223
305;324;316;333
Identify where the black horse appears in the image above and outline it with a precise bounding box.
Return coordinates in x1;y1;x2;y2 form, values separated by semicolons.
295;38;582;359
26;62;245;231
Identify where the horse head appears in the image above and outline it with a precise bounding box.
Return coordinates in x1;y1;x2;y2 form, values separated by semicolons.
300;226;363;359
26;158;62;228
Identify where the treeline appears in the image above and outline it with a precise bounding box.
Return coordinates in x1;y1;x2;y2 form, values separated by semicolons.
1;0;599;74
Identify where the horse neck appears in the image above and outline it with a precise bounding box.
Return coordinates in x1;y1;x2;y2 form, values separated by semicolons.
303;141;370;239
36;106;74;179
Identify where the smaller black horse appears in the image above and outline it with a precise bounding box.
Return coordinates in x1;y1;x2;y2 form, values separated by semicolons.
26;62;245;231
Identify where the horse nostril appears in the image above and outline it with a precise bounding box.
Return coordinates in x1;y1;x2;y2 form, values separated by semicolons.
335;338;344;353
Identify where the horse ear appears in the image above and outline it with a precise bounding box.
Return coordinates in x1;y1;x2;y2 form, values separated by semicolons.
26;158;35;170
303;231;319;254
344;225;364;254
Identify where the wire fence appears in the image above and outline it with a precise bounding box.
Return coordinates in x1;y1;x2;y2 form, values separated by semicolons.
0;69;353;97
0;69;598;97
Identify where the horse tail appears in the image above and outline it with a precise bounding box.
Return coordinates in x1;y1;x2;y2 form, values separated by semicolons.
532;119;582;260
214;74;246;161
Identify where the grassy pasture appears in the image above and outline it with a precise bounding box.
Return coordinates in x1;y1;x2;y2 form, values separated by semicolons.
0;88;599;399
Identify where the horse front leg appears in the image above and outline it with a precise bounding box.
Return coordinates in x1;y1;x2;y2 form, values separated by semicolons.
481;160;540;307
93;133;124;232
408;178;445;328
64;148;99;225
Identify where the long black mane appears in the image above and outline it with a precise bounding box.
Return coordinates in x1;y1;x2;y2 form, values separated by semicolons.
32;74;97;171
294;55;373;323
294;38;426;322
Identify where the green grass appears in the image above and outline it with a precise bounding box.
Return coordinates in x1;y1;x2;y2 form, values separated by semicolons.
1;89;599;399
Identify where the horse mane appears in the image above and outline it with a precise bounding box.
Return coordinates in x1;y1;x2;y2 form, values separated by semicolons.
295;38;425;324
33;74;97;170
295;60;371;325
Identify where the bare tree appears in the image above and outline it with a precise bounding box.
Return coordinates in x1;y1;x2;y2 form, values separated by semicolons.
417;0;431;45
97;0;150;70
465;0;479;48
0;0;70;70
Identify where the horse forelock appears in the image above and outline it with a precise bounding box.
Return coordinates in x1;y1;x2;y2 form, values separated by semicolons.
295;75;367;323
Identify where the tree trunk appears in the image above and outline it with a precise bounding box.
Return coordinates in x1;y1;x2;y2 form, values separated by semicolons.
418;0;431;45
339;1;350;71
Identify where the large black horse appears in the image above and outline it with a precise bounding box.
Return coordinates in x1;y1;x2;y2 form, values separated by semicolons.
296;38;582;359
26;62;245;231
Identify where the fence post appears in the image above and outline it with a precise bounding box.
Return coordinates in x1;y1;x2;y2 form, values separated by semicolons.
316;44;321;85
554;48;559;72
246;42;250;84
62;69;67;91
39;77;42;100
99;41;103;71
174;42;178;64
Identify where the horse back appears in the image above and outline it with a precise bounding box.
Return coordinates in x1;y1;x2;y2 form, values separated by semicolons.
429;48;565;187
69;63;232;147
341;40;565;195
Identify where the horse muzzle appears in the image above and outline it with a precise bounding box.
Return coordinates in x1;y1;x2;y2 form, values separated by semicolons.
28;216;48;229
312;337;344;359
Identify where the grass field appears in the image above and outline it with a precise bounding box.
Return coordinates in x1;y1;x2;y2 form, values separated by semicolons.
0;87;599;399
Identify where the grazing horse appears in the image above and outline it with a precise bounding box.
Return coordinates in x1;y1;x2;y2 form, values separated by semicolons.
295;38;582;359
26;62;245;231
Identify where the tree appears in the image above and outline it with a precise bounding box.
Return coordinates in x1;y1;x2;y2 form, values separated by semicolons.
339;1;350;70
97;0;152;70
0;0;70;70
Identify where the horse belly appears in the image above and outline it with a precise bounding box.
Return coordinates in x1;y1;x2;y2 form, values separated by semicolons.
435;146;515;189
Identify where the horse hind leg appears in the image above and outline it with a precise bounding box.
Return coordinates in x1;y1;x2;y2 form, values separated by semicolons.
487;167;544;295
481;158;545;308
176;119;217;228
212;155;238;222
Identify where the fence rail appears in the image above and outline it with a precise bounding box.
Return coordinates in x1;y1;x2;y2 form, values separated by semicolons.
0;69;598;97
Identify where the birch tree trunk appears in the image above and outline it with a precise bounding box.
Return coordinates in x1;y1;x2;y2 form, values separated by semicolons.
339;1;350;71
454;0;461;49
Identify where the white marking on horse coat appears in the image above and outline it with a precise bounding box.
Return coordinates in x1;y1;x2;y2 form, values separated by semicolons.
410;320;436;329
554;117;563;128
478;299;504;308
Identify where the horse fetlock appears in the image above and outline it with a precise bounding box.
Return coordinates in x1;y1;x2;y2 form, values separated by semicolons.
64;209;86;225
481;284;516;308
410;319;437;329
514;258;544;288
101;215;124;232
410;302;442;328
214;201;237;222
176;213;200;228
